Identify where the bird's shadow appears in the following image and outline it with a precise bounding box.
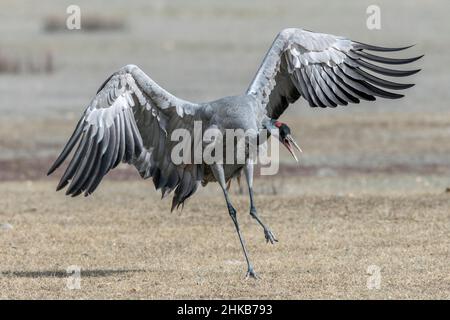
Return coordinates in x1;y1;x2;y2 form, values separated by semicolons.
0;269;145;278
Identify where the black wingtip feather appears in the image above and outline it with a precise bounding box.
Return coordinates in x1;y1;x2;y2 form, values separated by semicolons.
354;50;424;65
363;82;405;99
65;134;98;196
47;119;84;176
70;189;83;197
353;41;414;52
350;66;416;90
56;180;69;192
356;59;421;77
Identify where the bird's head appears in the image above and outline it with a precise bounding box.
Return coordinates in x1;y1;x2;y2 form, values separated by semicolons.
267;120;302;162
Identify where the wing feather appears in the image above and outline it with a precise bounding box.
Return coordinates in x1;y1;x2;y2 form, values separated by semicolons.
48;65;204;208
317;66;348;105
247;28;422;118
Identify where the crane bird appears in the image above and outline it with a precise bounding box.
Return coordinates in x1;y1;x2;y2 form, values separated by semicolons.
48;28;422;278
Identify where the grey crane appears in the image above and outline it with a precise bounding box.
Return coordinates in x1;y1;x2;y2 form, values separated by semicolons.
48;28;422;278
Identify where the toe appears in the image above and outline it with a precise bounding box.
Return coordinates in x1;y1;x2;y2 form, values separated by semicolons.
245;270;259;279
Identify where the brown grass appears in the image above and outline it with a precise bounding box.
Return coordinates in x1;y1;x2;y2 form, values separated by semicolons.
0;180;449;299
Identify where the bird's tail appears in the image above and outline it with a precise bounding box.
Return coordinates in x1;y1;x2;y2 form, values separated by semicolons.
170;171;200;212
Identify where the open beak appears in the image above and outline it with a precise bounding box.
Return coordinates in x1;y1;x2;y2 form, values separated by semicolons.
283;134;302;162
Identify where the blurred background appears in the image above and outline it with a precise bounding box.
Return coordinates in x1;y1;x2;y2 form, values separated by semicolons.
0;0;449;187
0;0;449;299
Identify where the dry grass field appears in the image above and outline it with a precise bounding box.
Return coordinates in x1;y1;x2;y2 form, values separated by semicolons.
0;0;449;299
0;180;449;299
1;112;449;299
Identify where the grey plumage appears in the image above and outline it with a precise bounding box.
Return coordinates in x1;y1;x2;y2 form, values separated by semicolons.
48;28;421;277
247;29;421;116
48;65;206;210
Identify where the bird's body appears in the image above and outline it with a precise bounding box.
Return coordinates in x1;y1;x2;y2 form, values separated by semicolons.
198;94;263;185
48;28;422;278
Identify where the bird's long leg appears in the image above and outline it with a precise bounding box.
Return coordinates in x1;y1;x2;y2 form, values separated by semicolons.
244;160;278;244
211;164;258;279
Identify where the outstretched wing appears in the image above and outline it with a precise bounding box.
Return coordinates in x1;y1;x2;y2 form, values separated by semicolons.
247;28;422;119
48;64;203;210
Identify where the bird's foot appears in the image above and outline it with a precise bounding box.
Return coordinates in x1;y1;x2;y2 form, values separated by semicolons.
245;267;259;279
264;228;278;244
249;209;278;244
